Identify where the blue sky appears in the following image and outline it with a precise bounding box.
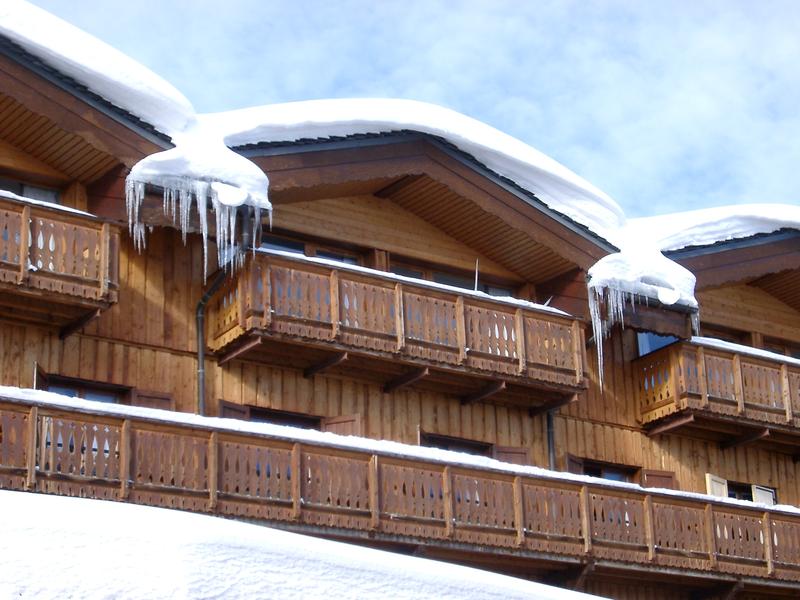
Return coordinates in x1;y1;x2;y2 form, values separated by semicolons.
30;0;800;218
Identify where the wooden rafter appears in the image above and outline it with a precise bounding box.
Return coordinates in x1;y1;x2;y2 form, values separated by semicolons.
646;414;696;437
528;393;577;417
383;367;429;394
461;380;506;405
218;337;262;366
58;308;102;340
720;428;770;451
303;352;348;379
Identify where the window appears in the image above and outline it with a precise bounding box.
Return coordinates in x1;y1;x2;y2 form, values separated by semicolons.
218;401;363;435
706;473;776;505
636;332;677;357
390;260;517;298
0;177;60;204
568;456;640;483
260;234;305;254
419;431;530;465
700;324;749;345
259;233;362;266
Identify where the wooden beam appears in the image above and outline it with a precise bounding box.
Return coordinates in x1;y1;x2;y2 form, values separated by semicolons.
374;174;423;198
383;367;429;393
58;308;102;340
571;561;595;591
303;352;348;379
218;336;262;366
720;428;770;450
461;380;506;405
528;393;576;417
690;580;743;600
646;413;695;437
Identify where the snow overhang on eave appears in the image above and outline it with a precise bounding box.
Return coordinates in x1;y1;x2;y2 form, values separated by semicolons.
235;131;620;256
0;33;173;150
664;229;800;260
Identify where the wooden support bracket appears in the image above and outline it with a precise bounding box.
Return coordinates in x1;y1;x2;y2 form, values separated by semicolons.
690;581;743;600
528;393;577;417
303;352;348;379
646;413;695;437
461;380;506;405
218;336;262;366
383;367;429;394
570;561;595;591
59;308;102;340
719;428;770;451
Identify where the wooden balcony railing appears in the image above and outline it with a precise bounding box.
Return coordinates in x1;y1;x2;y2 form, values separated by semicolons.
636;340;800;430
207;252;585;391
0;196;119;305
2;394;800;584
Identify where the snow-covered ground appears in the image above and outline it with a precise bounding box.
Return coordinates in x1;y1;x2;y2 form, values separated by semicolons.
0;490;603;600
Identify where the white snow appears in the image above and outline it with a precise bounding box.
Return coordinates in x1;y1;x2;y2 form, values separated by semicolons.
199;98;626;240
2;385;797;518
0;0;195;137
626;204;800;252
258;247;569;316
0;188;94;217
693;336;800;368
0;490;603;600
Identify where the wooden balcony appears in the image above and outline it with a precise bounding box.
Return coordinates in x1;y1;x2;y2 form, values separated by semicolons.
2;394;800;594
207;251;586;408
636;339;800;451
0;196;119;329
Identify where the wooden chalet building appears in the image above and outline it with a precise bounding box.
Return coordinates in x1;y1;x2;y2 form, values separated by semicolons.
2;6;800;599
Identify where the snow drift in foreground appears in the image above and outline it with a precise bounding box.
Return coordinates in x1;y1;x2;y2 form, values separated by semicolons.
200;99;626;240
0;491;602;600
0;0;194;137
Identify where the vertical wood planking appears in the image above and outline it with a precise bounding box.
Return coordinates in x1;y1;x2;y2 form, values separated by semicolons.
443;466;454;537
455;297;466;364
394;283;405;351
291;442;302;519
515;309;526;374
119;418;131;499
580;485;593;554
330;270;340;339
18;205;29;283
733;354;745;414
368;454;380;530
208;431;219;510
513;475;525;546
24;405;37;489
781;364;792;422
697;346;709;407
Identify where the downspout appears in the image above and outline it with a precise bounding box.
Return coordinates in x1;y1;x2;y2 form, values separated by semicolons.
547;409;556;471
196;270;227;416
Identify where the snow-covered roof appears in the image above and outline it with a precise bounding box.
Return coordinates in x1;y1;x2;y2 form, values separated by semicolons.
0;0;194;138
200;99;626;241
0;490;602;600
626;204;800;252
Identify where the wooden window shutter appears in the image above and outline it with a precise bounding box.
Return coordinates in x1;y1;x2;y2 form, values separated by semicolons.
131;391;175;411
640;469;677;490
566;455;584;474
33;361;49;391
219;400;251;420
752;485;776;505
322;414;363;437
705;473;728;498
492;446;531;466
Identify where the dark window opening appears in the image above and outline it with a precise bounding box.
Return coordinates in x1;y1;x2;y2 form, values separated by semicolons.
0;177;60;204
420;431;493;457
46;376;130;405
260;234;305;254
636;331;678;357
249;407;322;430
569;456;638;483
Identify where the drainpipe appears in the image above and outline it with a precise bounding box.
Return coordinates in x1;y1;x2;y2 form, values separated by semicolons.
547;409;556;471
196;270;227;416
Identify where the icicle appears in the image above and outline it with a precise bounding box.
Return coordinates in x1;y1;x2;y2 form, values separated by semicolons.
252;207;261;256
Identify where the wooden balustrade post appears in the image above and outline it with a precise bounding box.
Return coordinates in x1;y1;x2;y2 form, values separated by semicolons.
697;346;709;407
368;455;380;530
207;431;219;511
733;355;745;414
781;364;793;423
513;476;525;547
670;347;681;403
579;485;593;555
119;419;131;500
24;406;37;490
18;205;30;284
455;297;467;364
329;271;340;339
442;466;454;537
394;283;405;352
643;494;656;561
763;511;775;576
291;443;302;520
572;321;584;383
704;504;718;568
99;222;110;296
515;310;526;375
262;264;272;328
237;269;248;330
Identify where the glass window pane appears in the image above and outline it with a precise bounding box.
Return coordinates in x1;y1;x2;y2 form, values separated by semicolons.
83;390;119;404
315;250;358;265
48;385;80;398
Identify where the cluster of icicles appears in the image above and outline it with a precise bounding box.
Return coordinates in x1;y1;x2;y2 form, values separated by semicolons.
587;285;699;386
125;177;262;280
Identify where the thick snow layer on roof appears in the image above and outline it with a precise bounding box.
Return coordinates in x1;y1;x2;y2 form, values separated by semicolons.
199;98;626;240
0;0;194;137
0;491;602;600
2;385;797;517
626;204;800;252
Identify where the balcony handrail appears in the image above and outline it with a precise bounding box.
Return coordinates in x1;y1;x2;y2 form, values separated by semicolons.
0;195;119;300
636;338;800;427
2;392;800;581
